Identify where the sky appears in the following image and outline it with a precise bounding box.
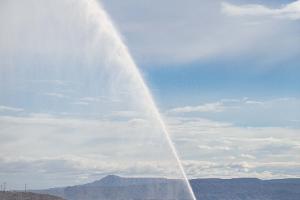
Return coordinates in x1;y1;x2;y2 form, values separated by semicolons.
101;0;300;177
0;0;300;190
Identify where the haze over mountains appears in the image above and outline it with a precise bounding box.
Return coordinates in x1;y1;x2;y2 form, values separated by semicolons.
35;175;300;200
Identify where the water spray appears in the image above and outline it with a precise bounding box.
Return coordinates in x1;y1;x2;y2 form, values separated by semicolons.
87;1;197;199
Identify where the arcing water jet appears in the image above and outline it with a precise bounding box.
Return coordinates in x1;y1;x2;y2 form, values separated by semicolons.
0;0;196;198
85;1;197;199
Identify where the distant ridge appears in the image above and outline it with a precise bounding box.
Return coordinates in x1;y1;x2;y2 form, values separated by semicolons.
85;174;172;187
36;175;300;200
190;177;300;200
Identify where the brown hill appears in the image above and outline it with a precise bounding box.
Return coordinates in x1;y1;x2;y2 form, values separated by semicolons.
0;191;65;200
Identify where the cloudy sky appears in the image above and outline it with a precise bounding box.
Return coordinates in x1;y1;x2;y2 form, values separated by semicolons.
101;0;300;177
0;0;299;190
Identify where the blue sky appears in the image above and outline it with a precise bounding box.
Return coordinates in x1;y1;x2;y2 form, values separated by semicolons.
102;0;300;126
0;0;299;190
101;0;300;100
146;59;300;105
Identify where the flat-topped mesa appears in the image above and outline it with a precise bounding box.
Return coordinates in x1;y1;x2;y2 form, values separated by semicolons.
87;175;176;187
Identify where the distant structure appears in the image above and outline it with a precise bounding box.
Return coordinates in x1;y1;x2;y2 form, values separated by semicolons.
0;182;7;192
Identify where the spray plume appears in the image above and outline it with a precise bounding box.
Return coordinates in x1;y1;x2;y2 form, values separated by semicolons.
0;0;196;198
85;1;196;199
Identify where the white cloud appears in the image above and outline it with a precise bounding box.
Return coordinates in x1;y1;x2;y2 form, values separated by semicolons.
166;97;300;128
241;154;256;159
245;100;264;105
0;105;23;112
183;160;300;179
166;116;300;179
197;145;231;151
79;97;101;102
71;96;109;106
72;101;90;106
169;102;225;114
0;110;299;187
29;80;67;86
167;97;267;114
101;0;300;65
0;113;187;189
222;1;300;20
110;110;140;118
44;92;66;99
0;155;182;189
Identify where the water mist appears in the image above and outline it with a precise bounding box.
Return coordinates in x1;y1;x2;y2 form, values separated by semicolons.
0;0;196;199
85;1;196;199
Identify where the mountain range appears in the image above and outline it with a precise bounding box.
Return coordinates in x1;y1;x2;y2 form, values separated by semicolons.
35;175;300;200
